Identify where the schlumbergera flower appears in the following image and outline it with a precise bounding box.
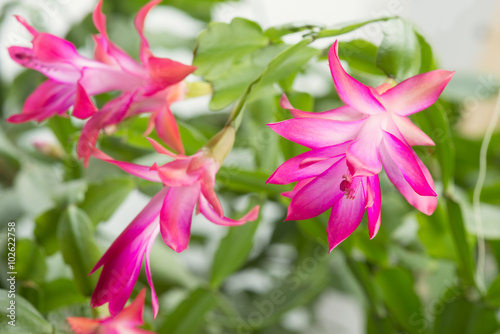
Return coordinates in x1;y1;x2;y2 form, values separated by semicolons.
7;0;196;164
89;127;260;317
268;40;454;250
67;289;154;334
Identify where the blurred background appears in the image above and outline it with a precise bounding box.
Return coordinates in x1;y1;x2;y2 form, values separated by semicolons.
1;0;500;333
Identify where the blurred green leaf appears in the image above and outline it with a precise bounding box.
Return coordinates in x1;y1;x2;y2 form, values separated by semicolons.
47;116;78;153
316;17;393;38
445;198;475;286
433;293;499;334
0;289;53;333
480;182;500;205
16;239;46;284
338;39;385;76
412;101;455;191
34;207;63;256
375;268;423;334
57;205;101;296
40;279;86;313
376;19;421;81
417;203;457;260
159;287;217;334
194;18;276;110
486;275;500;307
416;32;436;73
217;167;286;196
79;177;135;226
211;217;260;288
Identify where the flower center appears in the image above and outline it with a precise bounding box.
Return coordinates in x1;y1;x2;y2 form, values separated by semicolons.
339;174;356;200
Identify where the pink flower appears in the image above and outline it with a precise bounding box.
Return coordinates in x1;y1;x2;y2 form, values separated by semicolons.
90;128;259;317
267;142;381;251
270;40;454;215
67;289;154;334
7;0;196;163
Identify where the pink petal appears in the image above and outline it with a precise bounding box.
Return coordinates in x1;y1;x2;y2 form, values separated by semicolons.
268;118;364;149
366;175;381;239
134;0;161;64
282;178;314;199
154;159;199;186
382;131;436;196
281;95;365;121
159;183;200;253
199;195;260;226
32;33;94;68
346;115;384;177
91;148;162;182
267;143;349;185
287;158;347;220
144;231;159;318
7;80;74;123
67;317;99;334
327;178;366;251
92;0;108;37
390;113;435;146
9;46;80;83
72;82;97;119
80;66;142;95
114;289;146;326
153;105;185;154
14;15;37;36
146;137;180;158
380;70;455;116
199;172;223;217
379;140;437;215
328;41;385;115
145;57;196;95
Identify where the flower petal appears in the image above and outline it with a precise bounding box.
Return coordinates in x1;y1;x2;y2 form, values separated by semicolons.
366;175;381;239
159;183;200;253
7;79;75;123
145;57;196;95
380;70;454;116
390;113;435;146
268;118;363;149
267;143;349;185
134;0;161;64
67;317;99;334
281;94;365;121
328;40;385;114
72;82;97;119
380;140;437;215
114;289;146;326
382;131;436;196
287;158;347;220
15;15;37;36
327;178;366;251
153;105;185;154
146;137;180;158
91;148;162;182
199;195;260;226
155;159;199;186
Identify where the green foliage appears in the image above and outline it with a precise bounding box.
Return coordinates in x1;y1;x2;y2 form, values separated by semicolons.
1;3;499;334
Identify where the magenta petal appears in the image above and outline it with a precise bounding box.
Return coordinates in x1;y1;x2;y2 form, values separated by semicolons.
382;131;436;196
7;80;74;123
144;227;159;318
281;94;365;121
15;15;37;36
72;82;97;119
366;175;381;239
287;158;346;220
92;0;108;37
282;178;314;199
156;159;199;186
380;70;455;116
159;183;200;253
32;33;92;68
267;143;349;185
268;118;363;149
154;105;185;154
380;141;437;215
199;195;260;226
346;115;384;177
134;0;161;63
328;41;385;115
145;57;196;95
145;137;180;158
390;113;435;146
327;179;366;251
91;148;162;183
